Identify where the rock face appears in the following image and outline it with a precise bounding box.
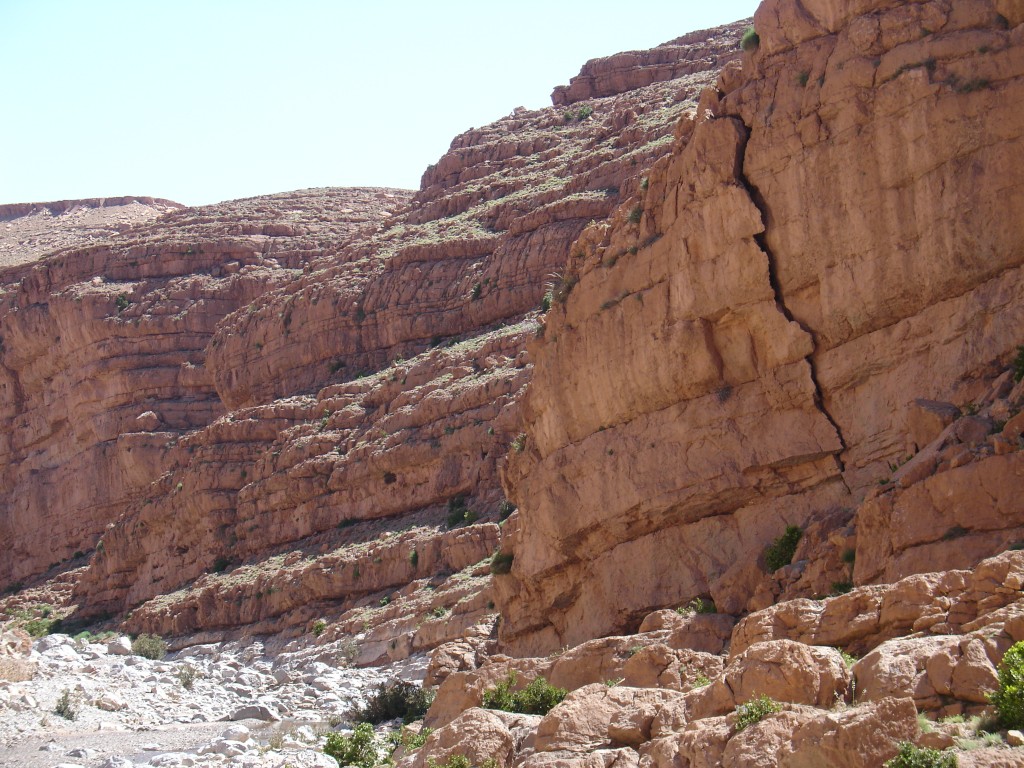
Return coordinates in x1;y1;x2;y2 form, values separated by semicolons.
0;197;184;269
47;23;747;642
0;188;411;589
552;23;751;105
496;0;1024;654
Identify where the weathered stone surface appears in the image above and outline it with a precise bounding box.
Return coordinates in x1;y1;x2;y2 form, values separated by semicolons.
497;0;1024;652
552;23;748;105
406;708;523;768
856;454;1024;584
855;635;1000;709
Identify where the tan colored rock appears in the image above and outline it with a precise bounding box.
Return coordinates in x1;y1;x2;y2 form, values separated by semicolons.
782;696;918;767
907;400;961;451
675;717;732;768
957;748;1024;768
856;454;1024;584
405;708;525;768
621;645;724;693
689;640;849;721
535;684;684;753
855;634;999;708
426;658;554;729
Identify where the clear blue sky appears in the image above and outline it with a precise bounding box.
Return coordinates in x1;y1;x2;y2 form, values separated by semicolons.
0;1;758;207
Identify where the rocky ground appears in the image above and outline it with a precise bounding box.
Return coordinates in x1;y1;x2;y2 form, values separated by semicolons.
0;631;423;768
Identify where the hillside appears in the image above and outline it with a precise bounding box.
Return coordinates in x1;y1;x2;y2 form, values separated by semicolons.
3;2;1024;767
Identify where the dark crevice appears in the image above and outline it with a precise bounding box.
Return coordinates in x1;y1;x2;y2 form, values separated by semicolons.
733;125;852;493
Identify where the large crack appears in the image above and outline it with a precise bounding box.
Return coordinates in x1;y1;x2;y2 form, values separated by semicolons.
733;124;853;495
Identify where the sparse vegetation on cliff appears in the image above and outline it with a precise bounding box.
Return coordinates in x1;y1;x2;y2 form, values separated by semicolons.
481;671;567;715
1013;346;1024;382
764;525;803;572
884;742;957;768
740;26;760;52
733;694;781;731
490;550;514;575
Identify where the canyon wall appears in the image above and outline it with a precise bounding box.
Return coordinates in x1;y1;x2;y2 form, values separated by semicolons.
495;0;1024;654
0;188;411;588
44;24;746;644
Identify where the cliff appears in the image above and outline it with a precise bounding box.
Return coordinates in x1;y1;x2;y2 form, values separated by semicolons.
496;0;1024;655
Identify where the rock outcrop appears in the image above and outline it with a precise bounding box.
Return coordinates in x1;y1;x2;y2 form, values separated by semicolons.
53;23;747;646
0;188;411;588
496;0;1024;654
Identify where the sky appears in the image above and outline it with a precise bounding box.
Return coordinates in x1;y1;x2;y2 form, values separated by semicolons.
0;1;760;207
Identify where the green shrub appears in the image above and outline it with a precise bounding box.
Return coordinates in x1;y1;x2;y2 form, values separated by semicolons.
883;742;957;768
354;681;435;725
740;26;760;52
481;671;567;715
511;434;527;452
497;500;516;521
764;525;803;572
628;205;643;224
115;293;131;312
445;495;477;528
992;640;1024;728
490;550;514;575
540;291;553;313
734;694;781;731
177;663;198;690
324;722;380;768
131;634;168;660
428;756;471;768
830;581;854;595
312;619;327;637
1014;346;1024;383
676;597;716;615
54;688;78;720
410;549;419;569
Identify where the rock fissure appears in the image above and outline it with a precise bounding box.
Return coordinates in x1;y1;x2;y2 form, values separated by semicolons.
736;126;852;492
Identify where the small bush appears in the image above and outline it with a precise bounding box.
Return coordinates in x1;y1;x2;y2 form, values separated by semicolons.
54;688;78;720
628;205;643;224
734;694;781;731
490;550;514;575
992;639;1024;728
511;434;527;452
354;681;435;725
446;496;475;529
409;549;419;569
481;671;567;715
830;581;854;595
324;722;380;768
428;757;472;768
676;597;716;615
764;525;803;572
884;742;957;768
132;634;168;660
115;293;131;312
540;291;553;313
1013;346;1024;383
312;619;327;637
177;663;198;690
740;26;760;52
497;500;516;521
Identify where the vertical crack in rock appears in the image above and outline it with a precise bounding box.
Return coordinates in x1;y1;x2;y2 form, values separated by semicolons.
734;126;851;487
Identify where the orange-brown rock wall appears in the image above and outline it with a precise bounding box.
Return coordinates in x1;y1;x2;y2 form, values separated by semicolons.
497;0;1024;654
